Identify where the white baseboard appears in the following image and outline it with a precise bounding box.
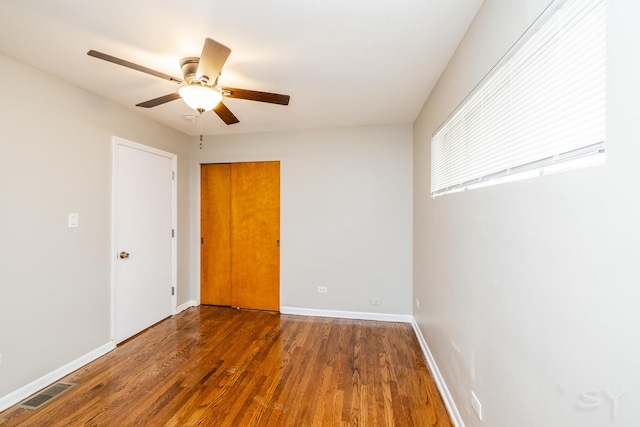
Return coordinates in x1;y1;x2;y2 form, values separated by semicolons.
411;319;465;427
280;306;412;323
174;299;197;315
0;341;115;413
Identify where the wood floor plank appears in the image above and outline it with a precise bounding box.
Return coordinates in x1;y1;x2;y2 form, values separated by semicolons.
0;306;453;427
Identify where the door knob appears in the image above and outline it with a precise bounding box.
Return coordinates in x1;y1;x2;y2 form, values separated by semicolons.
119;251;130;259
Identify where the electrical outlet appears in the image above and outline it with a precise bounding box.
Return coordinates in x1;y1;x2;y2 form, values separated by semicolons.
370;297;381;305
471;391;482;420
317;286;327;294
415;298;420;309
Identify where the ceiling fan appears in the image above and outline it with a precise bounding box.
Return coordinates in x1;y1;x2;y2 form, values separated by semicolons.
87;38;290;125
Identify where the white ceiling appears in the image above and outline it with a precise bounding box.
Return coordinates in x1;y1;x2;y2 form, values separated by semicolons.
0;0;483;136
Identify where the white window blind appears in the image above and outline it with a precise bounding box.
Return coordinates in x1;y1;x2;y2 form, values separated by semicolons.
431;0;606;197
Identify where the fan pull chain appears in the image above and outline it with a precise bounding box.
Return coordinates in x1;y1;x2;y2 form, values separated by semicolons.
199;112;204;149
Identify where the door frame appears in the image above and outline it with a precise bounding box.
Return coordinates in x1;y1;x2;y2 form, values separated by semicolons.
111;136;177;342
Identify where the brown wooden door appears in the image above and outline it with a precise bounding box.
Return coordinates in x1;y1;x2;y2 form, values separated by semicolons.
200;163;232;306
230;161;280;311
200;161;280;311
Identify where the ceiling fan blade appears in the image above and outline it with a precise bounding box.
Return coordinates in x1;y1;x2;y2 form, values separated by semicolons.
87;50;183;84
219;87;290;105
197;38;231;84
136;92;181;108
213;102;240;125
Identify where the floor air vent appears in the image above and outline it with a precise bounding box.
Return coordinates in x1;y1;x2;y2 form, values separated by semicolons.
19;382;76;410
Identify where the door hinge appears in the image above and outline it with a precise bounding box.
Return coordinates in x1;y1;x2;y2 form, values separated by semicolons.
201;237;204;244
172;229;175;238
172;171;175;180
171;287;175;296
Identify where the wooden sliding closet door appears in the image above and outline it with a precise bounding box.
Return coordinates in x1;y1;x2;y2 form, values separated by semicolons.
200;161;280;311
231;161;280;311
200;163;232;306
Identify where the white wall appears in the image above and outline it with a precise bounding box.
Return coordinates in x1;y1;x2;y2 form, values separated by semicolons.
413;0;640;426
0;53;191;401
191;125;413;316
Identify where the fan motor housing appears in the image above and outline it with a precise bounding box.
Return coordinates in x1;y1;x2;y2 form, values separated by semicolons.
180;57;201;85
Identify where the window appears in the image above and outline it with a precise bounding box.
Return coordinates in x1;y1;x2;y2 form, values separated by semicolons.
431;0;606;197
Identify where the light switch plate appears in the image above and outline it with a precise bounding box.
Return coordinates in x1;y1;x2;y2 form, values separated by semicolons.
68;213;79;228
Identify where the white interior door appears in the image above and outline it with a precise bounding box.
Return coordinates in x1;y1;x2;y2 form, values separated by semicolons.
114;138;176;343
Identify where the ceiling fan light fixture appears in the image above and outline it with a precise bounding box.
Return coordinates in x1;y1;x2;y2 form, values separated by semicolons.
88;38;289;125
178;85;222;112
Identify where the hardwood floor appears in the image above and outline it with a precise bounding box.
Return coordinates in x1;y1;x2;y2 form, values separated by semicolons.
0;306;452;426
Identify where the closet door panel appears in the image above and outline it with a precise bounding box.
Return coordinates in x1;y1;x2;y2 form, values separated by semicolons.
230;161;280;311
200;163;232;306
